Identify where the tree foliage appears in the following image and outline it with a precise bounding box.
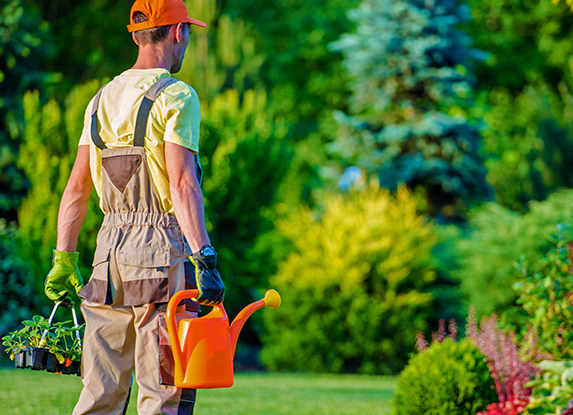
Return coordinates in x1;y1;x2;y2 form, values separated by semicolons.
467;0;573;212
467;0;573;92
0;0;55;221
33;0;134;92
480;84;573;212
226;0;359;128
175;0;266;107
329;0;489;220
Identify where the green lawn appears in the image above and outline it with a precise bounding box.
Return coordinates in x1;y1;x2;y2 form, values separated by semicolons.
0;368;396;414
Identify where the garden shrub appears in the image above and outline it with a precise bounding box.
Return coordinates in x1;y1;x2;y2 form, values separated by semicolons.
524;360;573;415
260;187;439;374
451;189;573;324
393;338;497;415
0;220;47;338
514;227;573;360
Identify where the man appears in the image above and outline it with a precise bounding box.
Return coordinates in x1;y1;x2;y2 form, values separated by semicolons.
43;0;225;414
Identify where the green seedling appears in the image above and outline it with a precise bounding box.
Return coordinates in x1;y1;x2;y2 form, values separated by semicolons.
2;315;51;359
2;315;84;365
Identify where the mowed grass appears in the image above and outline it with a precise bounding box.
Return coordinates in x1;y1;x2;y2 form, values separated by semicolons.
0;368;396;414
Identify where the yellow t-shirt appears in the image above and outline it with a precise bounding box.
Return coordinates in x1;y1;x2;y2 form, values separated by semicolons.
78;68;201;215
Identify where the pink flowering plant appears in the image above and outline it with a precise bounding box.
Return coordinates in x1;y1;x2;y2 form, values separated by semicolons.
467;309;543;415
415;318;457;351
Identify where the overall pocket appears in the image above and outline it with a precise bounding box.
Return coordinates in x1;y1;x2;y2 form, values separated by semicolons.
117;246;170;306
78;247;111;304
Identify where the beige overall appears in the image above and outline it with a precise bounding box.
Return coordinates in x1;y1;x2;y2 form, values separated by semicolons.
74;78;201;415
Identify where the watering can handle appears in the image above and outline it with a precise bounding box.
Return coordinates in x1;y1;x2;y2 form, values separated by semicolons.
165;290;198;388
165;289;201;358
166;289;200;320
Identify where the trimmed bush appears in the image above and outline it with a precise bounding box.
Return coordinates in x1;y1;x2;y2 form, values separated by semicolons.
261;187;439;374
393;338;496;415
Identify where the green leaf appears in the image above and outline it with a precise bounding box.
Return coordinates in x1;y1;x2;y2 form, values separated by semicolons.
32;315;44;325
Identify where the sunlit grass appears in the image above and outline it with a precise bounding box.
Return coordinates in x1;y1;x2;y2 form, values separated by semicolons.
0;368;396;414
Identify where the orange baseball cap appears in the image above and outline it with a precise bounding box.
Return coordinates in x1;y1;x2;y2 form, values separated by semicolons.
127;0;206;32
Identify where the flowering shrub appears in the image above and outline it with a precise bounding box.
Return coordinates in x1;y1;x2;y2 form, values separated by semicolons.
468;310;541;415
416;318;457;351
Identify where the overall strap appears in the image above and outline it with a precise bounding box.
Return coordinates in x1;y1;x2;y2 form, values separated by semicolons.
90;85;108;151
133;77;179;147
89;77;180;150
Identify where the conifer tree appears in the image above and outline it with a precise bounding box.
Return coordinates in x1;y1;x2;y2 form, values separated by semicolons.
330;0;489;220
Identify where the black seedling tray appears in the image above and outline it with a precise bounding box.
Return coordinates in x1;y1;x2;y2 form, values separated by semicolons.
14;348;80;376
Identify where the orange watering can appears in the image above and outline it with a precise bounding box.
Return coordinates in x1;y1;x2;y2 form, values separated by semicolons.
166;288;281;389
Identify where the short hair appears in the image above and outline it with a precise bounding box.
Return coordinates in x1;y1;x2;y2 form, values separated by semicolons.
132;11;172;45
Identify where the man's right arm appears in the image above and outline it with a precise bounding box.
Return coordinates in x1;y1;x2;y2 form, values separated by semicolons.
164;141;210;252
165;141;225;306
45;144;92;306
56;145;93;252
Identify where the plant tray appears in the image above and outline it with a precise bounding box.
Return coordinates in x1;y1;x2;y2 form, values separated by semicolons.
14;348;80;376
25;347;49;370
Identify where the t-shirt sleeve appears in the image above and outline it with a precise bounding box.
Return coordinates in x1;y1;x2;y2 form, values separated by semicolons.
78;96;96;146
161;85;201;153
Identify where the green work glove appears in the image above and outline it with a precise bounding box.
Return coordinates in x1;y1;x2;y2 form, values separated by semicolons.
44;250;84;308
189;245;225;306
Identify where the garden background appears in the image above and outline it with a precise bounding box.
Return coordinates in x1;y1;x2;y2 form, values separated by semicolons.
4;0;573;412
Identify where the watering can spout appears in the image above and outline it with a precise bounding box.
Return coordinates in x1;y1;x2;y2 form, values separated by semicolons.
228;289;281;356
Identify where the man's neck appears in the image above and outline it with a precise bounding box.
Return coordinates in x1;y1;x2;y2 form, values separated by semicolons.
132;44;173;72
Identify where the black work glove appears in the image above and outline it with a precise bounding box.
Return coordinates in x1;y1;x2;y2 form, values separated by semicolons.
189;245;225;306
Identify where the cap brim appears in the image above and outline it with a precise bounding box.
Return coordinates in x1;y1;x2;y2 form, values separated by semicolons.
187;17;206;28
127;21;152;32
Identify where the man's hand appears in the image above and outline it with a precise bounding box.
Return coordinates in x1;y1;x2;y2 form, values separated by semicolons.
189;245;225;306
45;250;84;308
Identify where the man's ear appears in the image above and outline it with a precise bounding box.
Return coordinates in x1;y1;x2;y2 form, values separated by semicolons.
174;22;184;43
132;32;140;46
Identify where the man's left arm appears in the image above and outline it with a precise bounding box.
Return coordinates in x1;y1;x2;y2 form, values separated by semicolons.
165;141;225;306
